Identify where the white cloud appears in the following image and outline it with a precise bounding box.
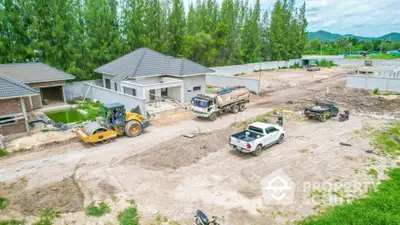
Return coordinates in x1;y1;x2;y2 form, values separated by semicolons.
305;0;399;36
183;0;398;37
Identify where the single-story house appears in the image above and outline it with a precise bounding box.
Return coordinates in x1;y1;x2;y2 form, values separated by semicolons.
0;76;39;136
0;63;75;110
95;48;215;104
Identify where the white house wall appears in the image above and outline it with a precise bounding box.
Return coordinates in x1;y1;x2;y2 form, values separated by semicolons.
167;86;181;101
130;76;160;85
102;75;122;92
183;75;206;101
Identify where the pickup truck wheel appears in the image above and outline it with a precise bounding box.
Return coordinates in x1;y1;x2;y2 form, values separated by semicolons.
209;112;217;121
231;105;239;114
252;145;262;156
278;134;284;144
239;103;245;111
320;112;329;122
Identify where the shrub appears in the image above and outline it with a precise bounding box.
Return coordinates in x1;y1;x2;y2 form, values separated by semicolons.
33;209;60;225
0;197;8;210
372;88;380;95
316;60;336;68
0;149;8;157
118;201;139;225
86;202;111;217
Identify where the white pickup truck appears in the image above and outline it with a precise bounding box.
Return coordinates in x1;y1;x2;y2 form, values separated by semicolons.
229;122;285;156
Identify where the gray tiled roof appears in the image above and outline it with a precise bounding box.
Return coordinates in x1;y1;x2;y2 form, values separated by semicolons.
95;48;214;81
0;75;39;99
0;63;75;83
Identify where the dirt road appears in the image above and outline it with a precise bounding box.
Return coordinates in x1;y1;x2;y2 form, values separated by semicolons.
1;71;393;225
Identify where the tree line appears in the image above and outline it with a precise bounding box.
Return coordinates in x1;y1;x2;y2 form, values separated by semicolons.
0;0;307;80
306;37;400;55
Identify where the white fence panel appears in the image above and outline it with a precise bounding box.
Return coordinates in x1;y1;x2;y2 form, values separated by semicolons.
65;80;147;115
206;74;260;93
346;75;400;92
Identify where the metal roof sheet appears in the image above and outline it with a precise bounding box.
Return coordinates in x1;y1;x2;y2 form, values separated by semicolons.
0;62;75;83
95;48;214;79
0;75;39;99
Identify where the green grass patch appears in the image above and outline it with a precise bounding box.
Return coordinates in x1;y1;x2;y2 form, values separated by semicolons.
368;168;378;178
33;209;60;225
86;202;111;217
299;168;400;225
316;59;336;68
76;100;103;121
118;207;139;225
345;54;400;60
373;121;400;156
0;197;9;210
0;149;8;157
0;220;25;225
372;88;380;95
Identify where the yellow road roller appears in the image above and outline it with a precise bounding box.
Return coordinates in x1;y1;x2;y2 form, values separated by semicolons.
76;103;150;144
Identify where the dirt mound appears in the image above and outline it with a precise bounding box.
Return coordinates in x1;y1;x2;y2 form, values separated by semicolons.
1;177;84;215
122;127;238;170
150;108;195;127
319;88;400;116
98;180;117;195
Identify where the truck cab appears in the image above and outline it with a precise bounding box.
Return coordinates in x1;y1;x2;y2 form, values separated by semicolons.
192;94;218;120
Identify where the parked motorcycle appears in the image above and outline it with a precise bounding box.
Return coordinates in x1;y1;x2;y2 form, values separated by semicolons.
193;210;221;225
339;110;350;122
276;115;283;126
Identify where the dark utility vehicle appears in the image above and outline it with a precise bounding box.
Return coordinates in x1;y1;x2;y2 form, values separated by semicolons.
304;102;339;122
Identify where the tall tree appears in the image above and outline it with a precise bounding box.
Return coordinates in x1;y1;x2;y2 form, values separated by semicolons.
165;0;186;56
84;0;123;78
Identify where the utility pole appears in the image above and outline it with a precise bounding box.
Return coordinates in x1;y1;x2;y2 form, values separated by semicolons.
350;43;352;55
320;41;323;55
258;59;262;92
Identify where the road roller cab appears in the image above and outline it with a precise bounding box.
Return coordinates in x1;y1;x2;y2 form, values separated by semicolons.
76;103;149;145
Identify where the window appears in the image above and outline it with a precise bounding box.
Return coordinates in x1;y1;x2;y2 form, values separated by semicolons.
248;126;264;134
0;115;17;125
105;78;111;89
193;86;201;91
265;127;277;134
123;87;136;96
114;82;118;91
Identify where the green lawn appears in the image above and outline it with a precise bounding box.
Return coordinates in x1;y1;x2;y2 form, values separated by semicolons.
299;168;400;225
299;122;400;225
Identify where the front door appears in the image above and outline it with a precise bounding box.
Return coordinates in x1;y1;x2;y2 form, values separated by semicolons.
161;88;168;97
149;90;155;100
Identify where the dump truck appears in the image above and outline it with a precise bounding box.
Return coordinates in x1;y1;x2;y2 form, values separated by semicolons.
76;103;150;145
191;86;250;121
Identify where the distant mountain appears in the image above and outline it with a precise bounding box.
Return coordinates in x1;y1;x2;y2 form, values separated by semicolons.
308;30;400;42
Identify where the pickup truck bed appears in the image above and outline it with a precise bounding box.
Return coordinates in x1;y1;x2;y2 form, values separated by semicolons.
231;130;263;142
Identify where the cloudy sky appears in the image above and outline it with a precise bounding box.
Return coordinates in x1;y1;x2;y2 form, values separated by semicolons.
185;0;399;37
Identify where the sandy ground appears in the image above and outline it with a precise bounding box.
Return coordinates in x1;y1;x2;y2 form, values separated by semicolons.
0;68;399;224
239;68;352;93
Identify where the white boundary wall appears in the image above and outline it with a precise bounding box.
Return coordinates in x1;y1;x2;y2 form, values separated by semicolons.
209;59;302;76
206;74;260;93
65;80;147;115
347;75;400;92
